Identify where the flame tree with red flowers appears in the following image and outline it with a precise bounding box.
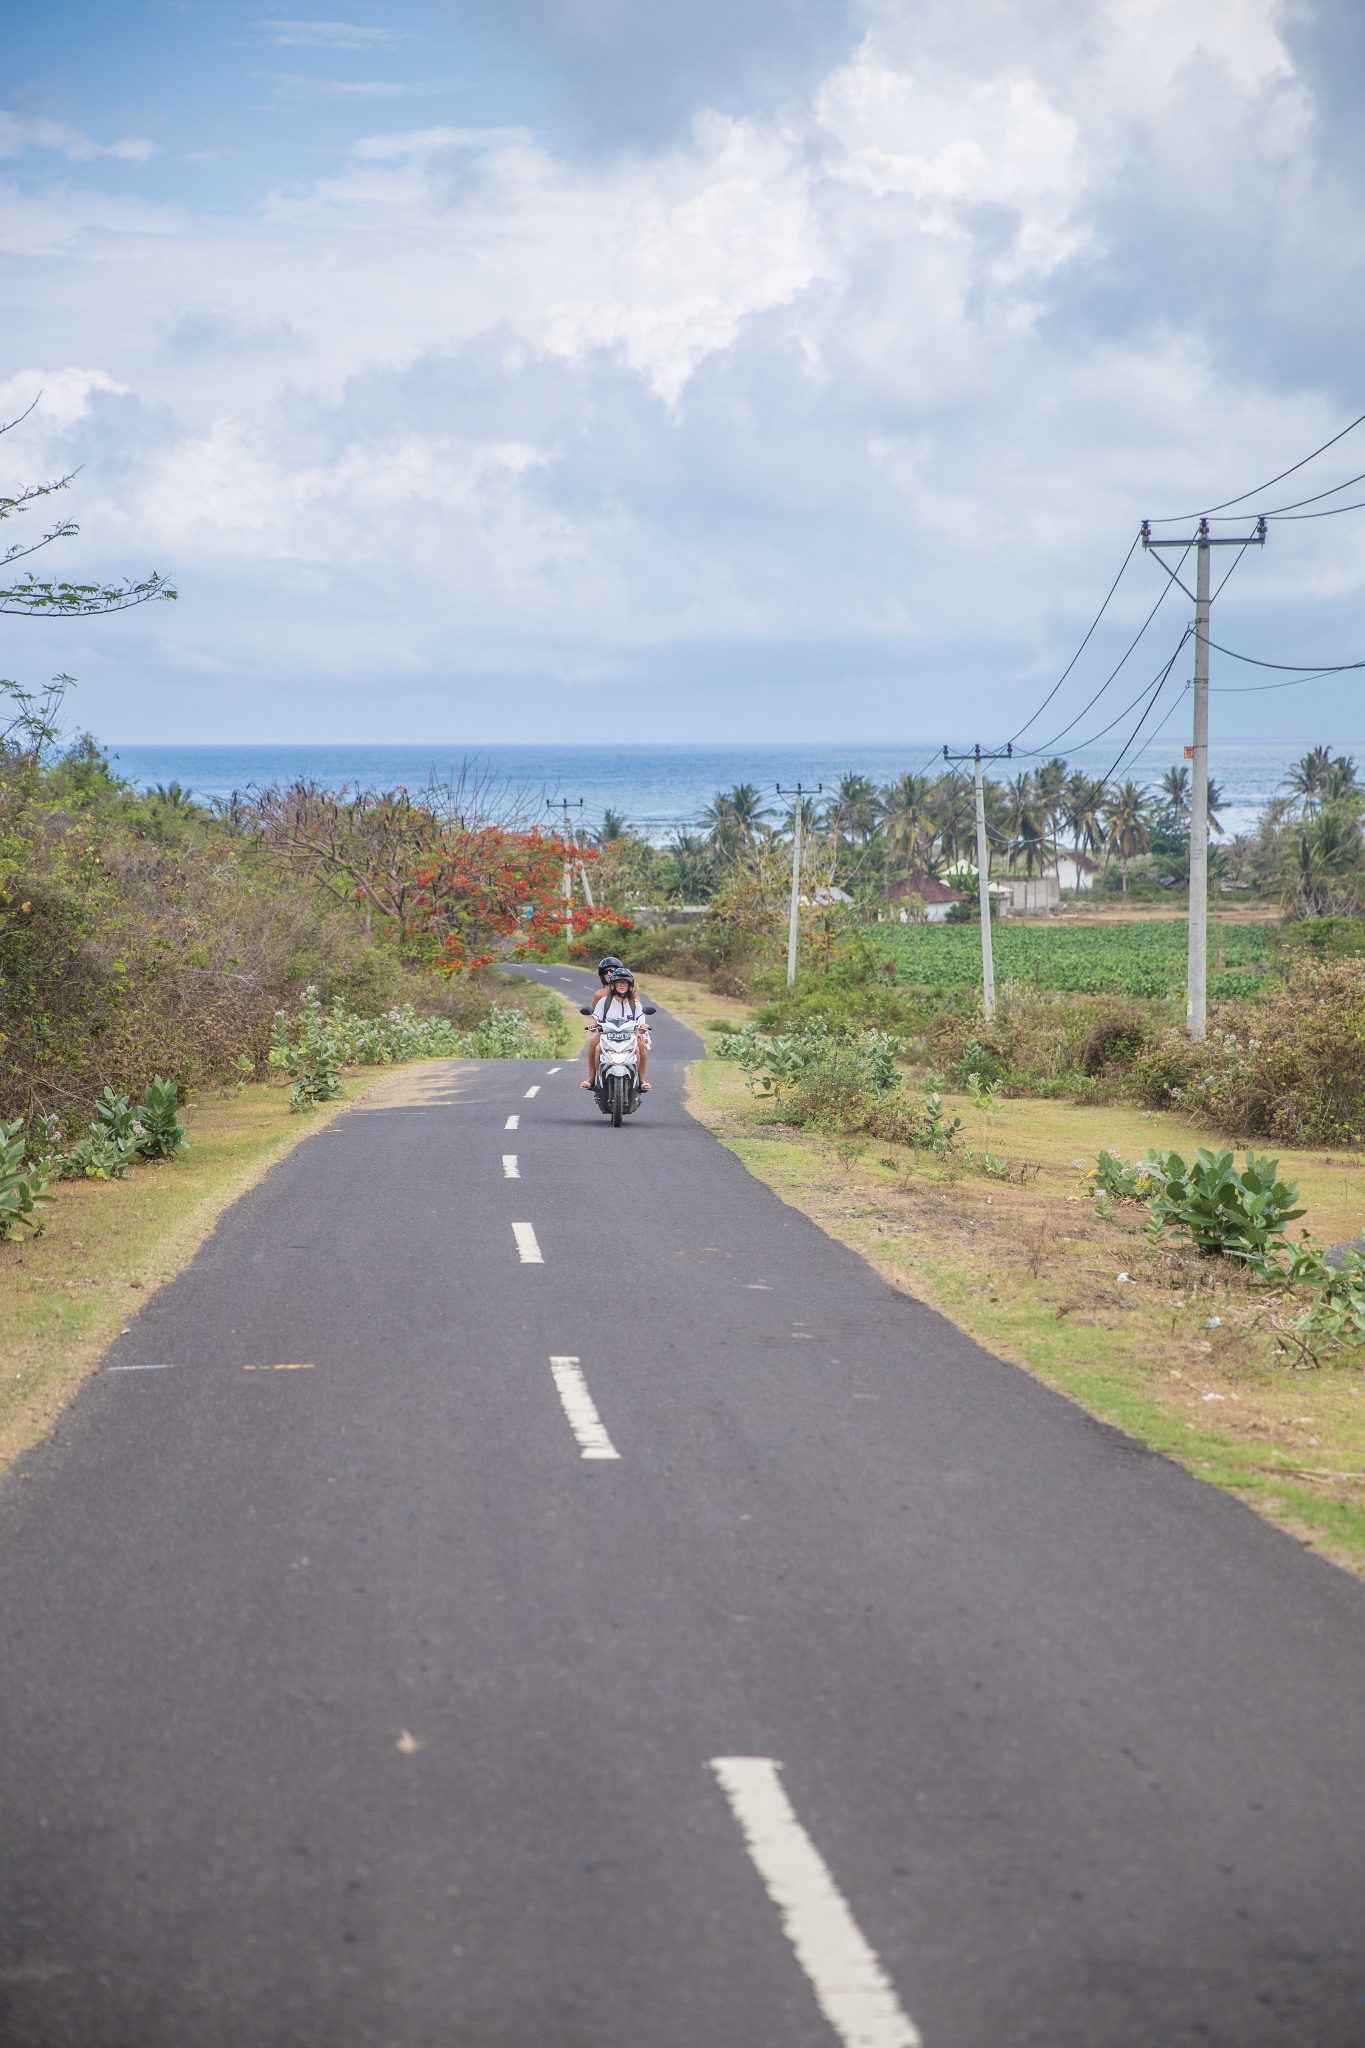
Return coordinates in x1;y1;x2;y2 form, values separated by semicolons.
251;781;628;972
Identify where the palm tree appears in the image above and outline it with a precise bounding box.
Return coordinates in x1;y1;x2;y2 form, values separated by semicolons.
1064;772;1107;864
1102;780;1151;900
596;808;629;845
1003;771;1046;875
879;772;936;872
1034;756;1068;869
1326;755;1359;806
1157;764;1190;828
1206;776;1225;839
828;773;879;846
930;770;976;870
1283;745;1335;816
700;782;771;859
1285;808;1363;916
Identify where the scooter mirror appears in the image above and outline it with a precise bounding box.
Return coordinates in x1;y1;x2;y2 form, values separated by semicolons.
578;1006;593;1016
643;1005;657;1014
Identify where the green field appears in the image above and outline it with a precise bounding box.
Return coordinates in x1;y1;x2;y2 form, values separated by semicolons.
884;919;1276;999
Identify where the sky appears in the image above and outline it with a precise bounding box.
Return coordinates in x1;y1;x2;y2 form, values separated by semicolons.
3;0;1365;749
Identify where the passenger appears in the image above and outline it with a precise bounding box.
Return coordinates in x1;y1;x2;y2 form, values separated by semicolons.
582;966;651;1091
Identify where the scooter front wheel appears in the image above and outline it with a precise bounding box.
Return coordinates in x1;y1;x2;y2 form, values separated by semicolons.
612;1074;624;1126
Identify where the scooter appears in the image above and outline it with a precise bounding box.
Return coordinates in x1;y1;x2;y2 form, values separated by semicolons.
580;1003;657;1127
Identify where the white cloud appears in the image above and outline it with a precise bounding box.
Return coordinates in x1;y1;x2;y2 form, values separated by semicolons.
262;19;406;47
0;113;157;164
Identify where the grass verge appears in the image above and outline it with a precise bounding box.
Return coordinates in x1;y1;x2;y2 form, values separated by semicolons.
675;989;1365;1578
0;1069;433;1477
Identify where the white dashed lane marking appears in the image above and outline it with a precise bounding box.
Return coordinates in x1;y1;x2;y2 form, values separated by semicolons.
547;1066;561;1075
709;1757;921;2048
548;1356;620;1460
502;1155;520;1178
512;1222;543;1264
505;1115;519;1130
524;1085;540;1098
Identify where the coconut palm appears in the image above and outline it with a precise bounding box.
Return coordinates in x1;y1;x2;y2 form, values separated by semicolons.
1283;745;1336;816
879;772;937;871
828;773;879;846
1102;780;1151;900
1034;756;1068;867
1064;772;1107;862
700;782;771;858
1157;765;1190;827
1003;771;1046;875
930;770;976;870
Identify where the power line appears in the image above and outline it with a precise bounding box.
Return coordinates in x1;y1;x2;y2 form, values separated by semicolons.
1006;532;1141;746
1146;407;1365;522
1268;496;1365;521
1096;634;1191;787
1261;463;1365;516
1205;637;1365;674
1017;556;1188;757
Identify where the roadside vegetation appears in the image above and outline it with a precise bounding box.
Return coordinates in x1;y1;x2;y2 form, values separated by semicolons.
0;690;580;1245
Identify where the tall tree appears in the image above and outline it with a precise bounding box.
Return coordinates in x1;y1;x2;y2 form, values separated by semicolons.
879;772;936;872
700;782;771;859
1102;780;1151;900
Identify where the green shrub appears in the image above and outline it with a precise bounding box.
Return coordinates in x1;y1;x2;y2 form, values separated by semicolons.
1079;1008;1150;1076
1143;1147;1306;1262
269;991;345;1111
0;1117;53;1236
1225;959;1365;1145
134;1076;189;1159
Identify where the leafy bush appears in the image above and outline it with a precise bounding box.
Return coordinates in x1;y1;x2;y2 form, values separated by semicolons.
1142;1147;1306;1262
715;1022;901;1098
1079;1008;1150;1076
1089;1148;1160;1202
269;991;345;1111
1226;959;1365;1145
459;1004;561;1059
0;1117;52;1236
134;1076;189;1159
949;1037;1007;1088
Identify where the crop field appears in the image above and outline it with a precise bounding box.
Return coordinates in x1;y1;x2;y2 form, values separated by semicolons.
883;919;1277;999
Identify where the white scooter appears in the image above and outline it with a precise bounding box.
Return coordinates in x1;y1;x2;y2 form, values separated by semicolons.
580;1002;657;1126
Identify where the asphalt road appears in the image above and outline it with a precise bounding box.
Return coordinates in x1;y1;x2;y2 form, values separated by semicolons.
2;962;1365;2047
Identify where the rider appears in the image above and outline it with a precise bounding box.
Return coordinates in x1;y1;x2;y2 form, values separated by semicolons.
583;965;651;1092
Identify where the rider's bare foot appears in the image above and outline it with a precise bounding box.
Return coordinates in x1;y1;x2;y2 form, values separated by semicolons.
639;1081;651;1092
580;1078;592;1088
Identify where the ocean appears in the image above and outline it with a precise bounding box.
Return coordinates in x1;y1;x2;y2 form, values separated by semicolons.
104;739;1346;844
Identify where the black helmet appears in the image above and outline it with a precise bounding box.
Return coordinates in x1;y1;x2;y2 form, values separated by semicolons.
610;966;635;985
597;954;623;981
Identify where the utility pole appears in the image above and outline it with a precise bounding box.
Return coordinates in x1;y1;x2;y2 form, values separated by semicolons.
1141;517;1265;1041
548;798;590;943
776;782;823;987
943;744;1011;1023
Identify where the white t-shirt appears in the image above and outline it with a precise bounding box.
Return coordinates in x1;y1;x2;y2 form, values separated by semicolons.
593;990;651;1044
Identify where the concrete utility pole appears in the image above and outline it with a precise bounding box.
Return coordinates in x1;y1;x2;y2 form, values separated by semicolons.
943;744;1011;1023
776;782;823;988
1141;517;1265;1041
548;798;591;942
